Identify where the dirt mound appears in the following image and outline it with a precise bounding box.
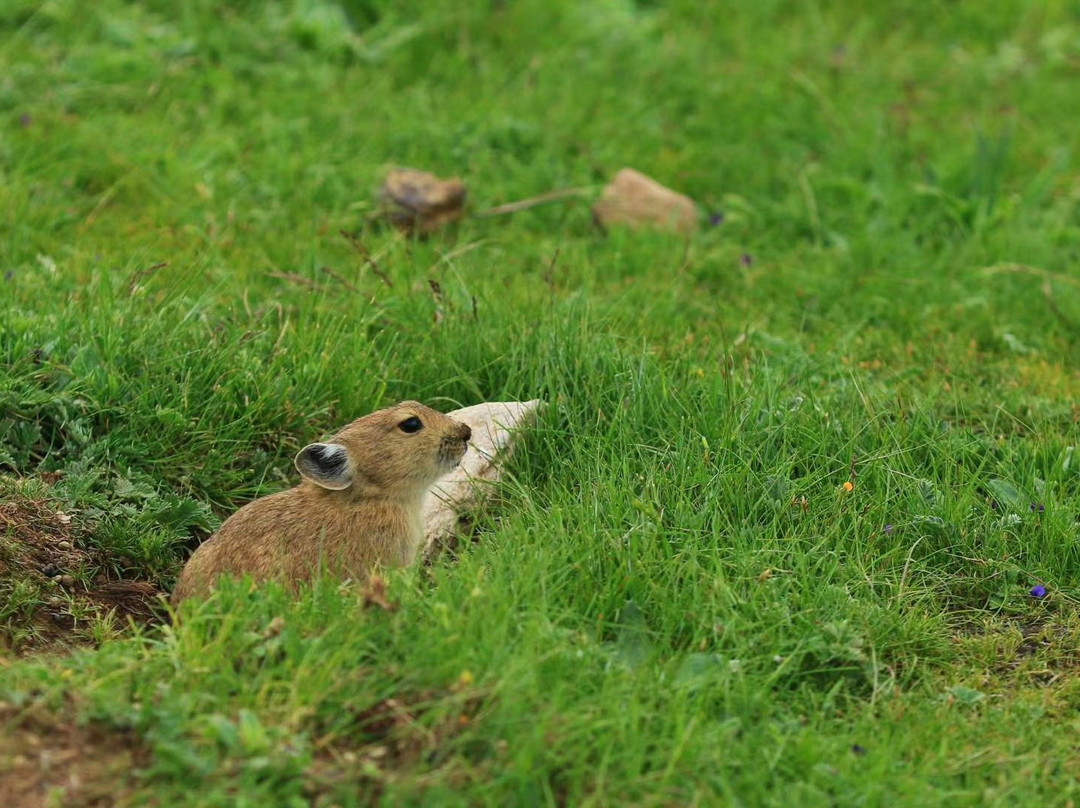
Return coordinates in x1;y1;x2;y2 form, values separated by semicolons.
0;496;164;655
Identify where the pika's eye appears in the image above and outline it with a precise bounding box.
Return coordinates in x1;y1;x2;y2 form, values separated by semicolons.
398;416;423;434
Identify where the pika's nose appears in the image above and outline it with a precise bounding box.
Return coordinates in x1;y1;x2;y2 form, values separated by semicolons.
459;423;472;442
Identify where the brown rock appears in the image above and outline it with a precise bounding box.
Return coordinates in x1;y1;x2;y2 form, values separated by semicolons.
592;168;698;234
380;168;467;235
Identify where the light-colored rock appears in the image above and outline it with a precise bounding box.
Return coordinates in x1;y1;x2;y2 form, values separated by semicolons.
422;400;543;557
380;168;467;235
592;168;698;234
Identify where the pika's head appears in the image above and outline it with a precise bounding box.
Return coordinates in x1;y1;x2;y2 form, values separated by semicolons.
293;401;471;498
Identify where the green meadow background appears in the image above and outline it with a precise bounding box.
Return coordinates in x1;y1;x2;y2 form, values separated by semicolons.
2;0;1080;804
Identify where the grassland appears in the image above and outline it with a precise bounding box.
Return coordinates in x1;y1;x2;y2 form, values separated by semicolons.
3;0;1080;804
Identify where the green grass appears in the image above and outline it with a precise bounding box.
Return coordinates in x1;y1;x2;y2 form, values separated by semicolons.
3;0;1080;803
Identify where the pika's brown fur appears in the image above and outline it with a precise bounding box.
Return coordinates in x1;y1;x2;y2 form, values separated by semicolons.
172;401;471;603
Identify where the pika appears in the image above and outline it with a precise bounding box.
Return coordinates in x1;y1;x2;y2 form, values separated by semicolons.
172;401;471;603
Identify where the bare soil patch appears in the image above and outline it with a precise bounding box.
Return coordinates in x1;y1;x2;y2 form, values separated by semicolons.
303;687;488;805
0;495;164;655
952;610;1080;686
0;702;148;808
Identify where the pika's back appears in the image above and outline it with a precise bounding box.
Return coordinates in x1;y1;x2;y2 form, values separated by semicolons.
172;401;472;603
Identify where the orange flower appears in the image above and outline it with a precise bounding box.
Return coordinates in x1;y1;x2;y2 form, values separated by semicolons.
842;481;854;492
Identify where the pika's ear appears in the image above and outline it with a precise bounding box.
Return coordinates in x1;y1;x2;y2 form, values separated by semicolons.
294;443;353;490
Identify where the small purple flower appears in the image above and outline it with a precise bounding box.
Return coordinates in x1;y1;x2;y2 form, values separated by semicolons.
1029;502;1044;513
1030;585;1047;599
883;524;894;535
18;113;31;128
708;212;725;227
3;270;12;282
851;744;867;756
740;253;753;267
